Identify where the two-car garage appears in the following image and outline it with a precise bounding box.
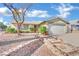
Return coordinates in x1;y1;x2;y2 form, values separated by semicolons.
48;24;66;35
47;17;69;35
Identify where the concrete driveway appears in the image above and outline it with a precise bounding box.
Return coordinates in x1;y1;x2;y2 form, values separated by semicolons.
59;31;79;47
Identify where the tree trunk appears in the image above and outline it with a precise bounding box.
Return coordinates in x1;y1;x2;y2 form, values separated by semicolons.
17;23;21;36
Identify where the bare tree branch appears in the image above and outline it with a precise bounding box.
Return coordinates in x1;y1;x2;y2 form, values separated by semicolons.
3;3;19;23
21;4;32;24
3;3;32;35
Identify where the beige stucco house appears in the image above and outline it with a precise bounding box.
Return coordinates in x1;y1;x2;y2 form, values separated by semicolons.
11;17;70;34
11;21;47;32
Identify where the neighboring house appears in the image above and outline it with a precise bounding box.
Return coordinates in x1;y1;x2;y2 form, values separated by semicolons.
47;17;70;35
70;20;79;31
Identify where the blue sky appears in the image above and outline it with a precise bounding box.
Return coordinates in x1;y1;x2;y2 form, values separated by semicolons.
0;3;79;25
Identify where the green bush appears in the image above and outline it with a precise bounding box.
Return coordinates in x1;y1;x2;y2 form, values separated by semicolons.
38;26;47;34
6;26;16;33
20;30;30;33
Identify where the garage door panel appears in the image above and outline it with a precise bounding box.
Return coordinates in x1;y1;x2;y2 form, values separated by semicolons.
48;25;65;35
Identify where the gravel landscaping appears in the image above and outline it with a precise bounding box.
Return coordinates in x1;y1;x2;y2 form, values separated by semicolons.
6;39;44;56
0;33;40;56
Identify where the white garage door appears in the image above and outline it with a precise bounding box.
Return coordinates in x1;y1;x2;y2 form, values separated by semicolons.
48;24;66;35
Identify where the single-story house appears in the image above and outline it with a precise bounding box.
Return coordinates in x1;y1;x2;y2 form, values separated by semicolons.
11;21;47;32
11;17;70;35
47;17;70;35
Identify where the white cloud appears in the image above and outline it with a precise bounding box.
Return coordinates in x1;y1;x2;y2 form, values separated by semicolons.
0;17;9;25
4;21;8;25
57;12;70;18
0;17;4;22
0;7;8;13
26;10;51;18
0;7;11;16
52;3;79;18
56;3;74;18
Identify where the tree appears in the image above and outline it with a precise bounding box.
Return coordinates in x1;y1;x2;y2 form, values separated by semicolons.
29;25;35;32
0;22;7;31
3;3;32;35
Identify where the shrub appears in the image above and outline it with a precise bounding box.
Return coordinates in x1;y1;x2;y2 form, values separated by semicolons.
29;26;35;32
30;27;35;32
5;26;16;33
38;26;47;34
20;30;30;33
